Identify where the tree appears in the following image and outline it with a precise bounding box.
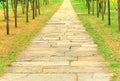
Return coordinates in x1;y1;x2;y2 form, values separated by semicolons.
6;0;9;35
32;0;35;19
11;0;18;27
86;0;91;14
108;0;110;25
26;0;29;22
96;0;99;18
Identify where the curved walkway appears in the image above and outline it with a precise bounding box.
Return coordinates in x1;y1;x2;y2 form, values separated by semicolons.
0;0;112;81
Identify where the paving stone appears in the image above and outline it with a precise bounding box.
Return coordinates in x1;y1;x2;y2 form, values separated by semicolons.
78;56;103;61
24;47;69;52
43;66;105;73
0;74;76;81
81;44;97;47
18;51;64;58
18;56;77;62
11;61;69;66
71;61;107;67
64;47;99;56
55;41;82;47
71;40;94;43
21;48;69;56
65;51;98;56
46;22;66;25
36;37;60;41
71;47;98;51
7;66;42;73
78;72;112;81
65;36;91;38
61;37;93;40
28;43;55;48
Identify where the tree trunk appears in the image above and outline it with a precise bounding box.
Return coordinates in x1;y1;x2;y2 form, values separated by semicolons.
97;0;99;18
38;0;40;14
26;0;29;22
87;0;90;14
92;0;94;15
6;0;9;35
102;2;104;21
14;0;18;28
35;0;37;16
108;0;110;25
32;0;35;19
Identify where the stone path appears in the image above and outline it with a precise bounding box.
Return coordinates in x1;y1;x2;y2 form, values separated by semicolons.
0;0;112;81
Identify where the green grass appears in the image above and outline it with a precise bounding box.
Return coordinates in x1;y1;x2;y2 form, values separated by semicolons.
0;0;63;75
70;0;120;81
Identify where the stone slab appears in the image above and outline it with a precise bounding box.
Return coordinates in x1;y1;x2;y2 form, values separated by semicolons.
78;56;103;61
7;66;42;73
18;56;77;62
65;51;98;56
23;47;69;54
18;51;64;58
71;61;107;67
0;74;76;81
78;72;112;81
43;66;105;73
11;61;69;66
71;47;98;51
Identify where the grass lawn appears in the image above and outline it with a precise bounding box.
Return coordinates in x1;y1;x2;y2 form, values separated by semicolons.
0;0;63;75
70;0;120;81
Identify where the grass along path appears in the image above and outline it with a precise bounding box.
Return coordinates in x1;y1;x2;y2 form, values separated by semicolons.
0;0;63;75
70;0;120;81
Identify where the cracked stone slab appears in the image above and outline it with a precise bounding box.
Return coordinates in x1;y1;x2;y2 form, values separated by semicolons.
0;74;76;81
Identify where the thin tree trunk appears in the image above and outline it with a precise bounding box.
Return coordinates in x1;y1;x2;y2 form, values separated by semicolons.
32;0;35;19
38;0;40;14
97;0;99;18
102;2;104;21
6;0;9;35
108;0;110;25
92;0;94;15
87;0;90;14
14;0;18;28
26;0;29;22
35;0;37;16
